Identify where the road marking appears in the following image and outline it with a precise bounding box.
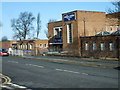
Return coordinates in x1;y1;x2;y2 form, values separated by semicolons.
55;68;89;75
0;74;11;86
7;83;27;89
55;69;79;74
1;85;13;89
55;69;63;71
26;64;44;68
8;61;18;63
63;70;79;74
82;73;88;75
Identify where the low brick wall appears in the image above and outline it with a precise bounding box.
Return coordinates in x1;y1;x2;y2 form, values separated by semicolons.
80;35;120;59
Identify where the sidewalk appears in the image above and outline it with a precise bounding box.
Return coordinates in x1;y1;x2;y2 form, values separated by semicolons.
20;55;119;69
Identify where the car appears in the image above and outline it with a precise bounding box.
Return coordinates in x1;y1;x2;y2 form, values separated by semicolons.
0;48;9;56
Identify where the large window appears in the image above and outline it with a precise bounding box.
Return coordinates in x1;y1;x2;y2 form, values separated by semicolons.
109;42;114;51
54;27;62;38
67;23;73;44
100;42;105;51
93;42;97;51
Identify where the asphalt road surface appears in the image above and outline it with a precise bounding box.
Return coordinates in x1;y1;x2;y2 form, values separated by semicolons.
1;56;119;89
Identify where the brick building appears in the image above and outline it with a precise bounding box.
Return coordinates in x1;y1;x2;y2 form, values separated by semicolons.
0;41;17;49
0;39;48;55
48;10;119;59
80;35;120;59
106;12;120;33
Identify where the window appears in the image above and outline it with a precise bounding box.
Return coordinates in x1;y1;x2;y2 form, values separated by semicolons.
60;28;62;38
54;27;62;38
22;45;24;49
54;28;59;36
26;44;27;49
30;44;33;49
93;42;97;51
20;45;22;49
67;23;73;44
109;42;114;51
110;26;114;31
40;44;42;48
100;42;105;51
44;44;47;48
85;43;89;51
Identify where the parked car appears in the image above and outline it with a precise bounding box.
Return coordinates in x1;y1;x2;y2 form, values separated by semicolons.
0;48;9;56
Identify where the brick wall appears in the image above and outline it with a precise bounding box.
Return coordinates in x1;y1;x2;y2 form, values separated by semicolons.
62;10;106;56
80;35;120;59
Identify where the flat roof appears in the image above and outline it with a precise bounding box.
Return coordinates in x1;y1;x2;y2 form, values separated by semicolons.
62;10;105;15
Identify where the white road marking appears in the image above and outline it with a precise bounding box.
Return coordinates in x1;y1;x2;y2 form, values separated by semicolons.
63;70;80;74
55;68;89;75
82;73;88;75
55;69;63;71
7;83;27;88
1;85;13;89
26;64;44;68
8;61;18;64
55;68;79;74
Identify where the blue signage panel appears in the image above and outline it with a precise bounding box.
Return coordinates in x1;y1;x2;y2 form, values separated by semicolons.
63;13;76;22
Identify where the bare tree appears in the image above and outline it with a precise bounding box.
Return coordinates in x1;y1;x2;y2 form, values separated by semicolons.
1;36;8;41
48;19;56;23
44;19;56;38
44;30;48;38
36;13;41;38
107;0;120;19
11;12;35;41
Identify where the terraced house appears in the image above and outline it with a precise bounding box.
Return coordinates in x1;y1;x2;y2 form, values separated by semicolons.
48;10;120;59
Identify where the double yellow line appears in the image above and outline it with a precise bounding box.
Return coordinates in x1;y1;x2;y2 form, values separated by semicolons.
0;74;11;86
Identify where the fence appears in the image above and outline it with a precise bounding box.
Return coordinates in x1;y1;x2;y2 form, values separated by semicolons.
10;50;34;56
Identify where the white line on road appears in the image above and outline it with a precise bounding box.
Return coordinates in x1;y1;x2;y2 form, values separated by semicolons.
63;70;80;74
26;64;44;68
7;83;27;88
82;73;88;75
55;68;79;74
55;68;89;75
1;85;13;89
55;68;63;71
8;61;19;64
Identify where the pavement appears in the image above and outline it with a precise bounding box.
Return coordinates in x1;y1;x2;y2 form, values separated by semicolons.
18;55;119;69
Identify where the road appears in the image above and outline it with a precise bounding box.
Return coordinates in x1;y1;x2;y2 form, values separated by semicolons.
1;56;119;89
